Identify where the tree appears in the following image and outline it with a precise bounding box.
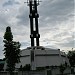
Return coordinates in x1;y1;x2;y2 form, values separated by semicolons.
67;50;75;67
22;64;31;71
67;50;75;74
59;64;66;75
3;26;21;74
0;59;5;71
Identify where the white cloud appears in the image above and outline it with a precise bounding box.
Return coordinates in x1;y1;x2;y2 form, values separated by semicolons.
0;0;74;58
3;0;20;7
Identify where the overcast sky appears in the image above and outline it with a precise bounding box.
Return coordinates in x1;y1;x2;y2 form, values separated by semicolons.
0;0;74;59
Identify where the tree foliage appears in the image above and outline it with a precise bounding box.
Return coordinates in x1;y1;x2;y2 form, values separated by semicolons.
59;64;66;75
67;50;75;67
0;59;4;71
19;64;31;71
3;26;21;72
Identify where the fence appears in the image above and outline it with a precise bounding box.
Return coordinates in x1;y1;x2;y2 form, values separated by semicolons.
0;71;46;75
0;71;18;75
0;67;72;75
18;70;46;75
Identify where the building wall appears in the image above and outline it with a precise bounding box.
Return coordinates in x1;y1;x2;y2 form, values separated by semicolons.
35;55;61;67
16;49;31;68
16;56;30;68
4;47;70;70
16;48;69;69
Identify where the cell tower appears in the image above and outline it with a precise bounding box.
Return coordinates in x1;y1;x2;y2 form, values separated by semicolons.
27;0;40;47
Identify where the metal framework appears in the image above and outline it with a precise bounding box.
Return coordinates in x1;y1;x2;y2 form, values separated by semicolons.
27;0;40;46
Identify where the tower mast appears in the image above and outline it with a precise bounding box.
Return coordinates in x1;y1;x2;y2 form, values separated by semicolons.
27;0;40;47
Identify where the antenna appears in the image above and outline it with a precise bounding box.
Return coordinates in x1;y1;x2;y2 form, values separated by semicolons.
24;0;42;6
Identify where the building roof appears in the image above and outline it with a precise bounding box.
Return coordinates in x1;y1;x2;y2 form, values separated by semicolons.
20;46;67;57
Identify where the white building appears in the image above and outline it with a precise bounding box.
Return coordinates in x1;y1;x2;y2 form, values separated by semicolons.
15;46;70;70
